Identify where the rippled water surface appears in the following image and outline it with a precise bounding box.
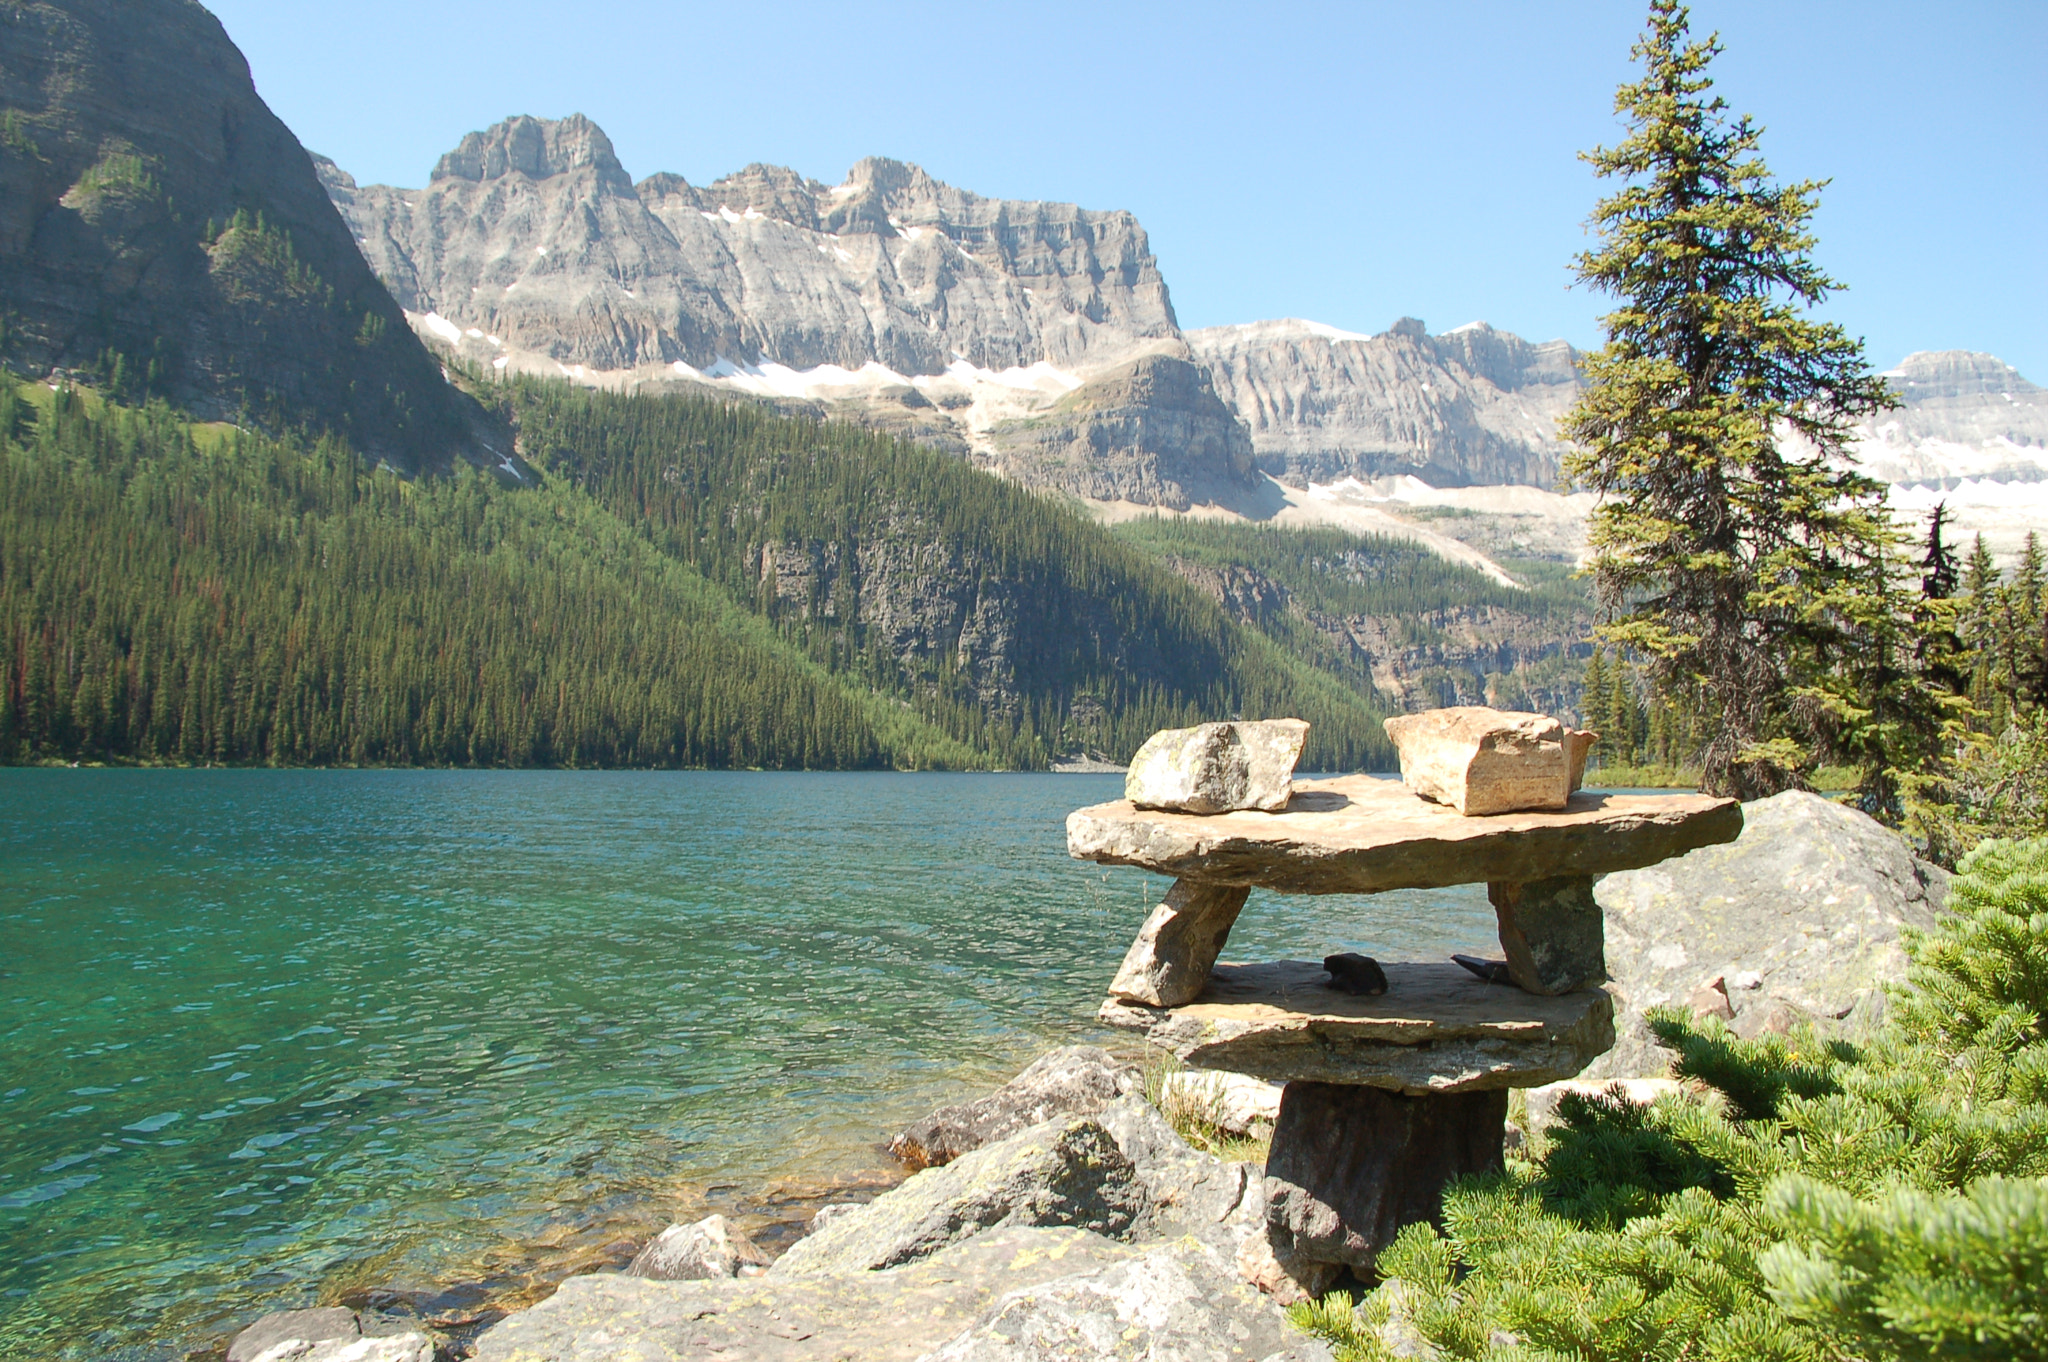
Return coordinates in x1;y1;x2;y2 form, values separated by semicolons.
0;771;1496;1359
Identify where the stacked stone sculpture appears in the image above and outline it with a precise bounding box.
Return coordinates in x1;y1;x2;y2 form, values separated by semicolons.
1070;708;1742;1285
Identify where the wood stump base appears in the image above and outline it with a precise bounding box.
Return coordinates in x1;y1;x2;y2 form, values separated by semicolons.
1264;1081;1507;1269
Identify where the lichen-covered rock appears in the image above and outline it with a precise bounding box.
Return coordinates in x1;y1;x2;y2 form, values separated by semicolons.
1383;708;1594;816
475;1227;1140;1362
1092;1095;1264;1256
1589;790;1948;1079
627;1212;771;1280
920;1240;1333;1362
1125;720;1309;814
773;1116;1146;1276
890;1046;1140;1169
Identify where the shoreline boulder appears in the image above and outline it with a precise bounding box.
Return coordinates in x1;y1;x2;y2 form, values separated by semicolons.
1589;790;1947;1079
889;1046;1140;1170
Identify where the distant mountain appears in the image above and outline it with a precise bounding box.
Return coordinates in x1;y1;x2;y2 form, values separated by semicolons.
0;0;487;472
1186;316;1582;489
322;114;1265;507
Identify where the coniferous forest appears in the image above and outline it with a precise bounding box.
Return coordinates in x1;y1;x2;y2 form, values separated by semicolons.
0;370;1426;771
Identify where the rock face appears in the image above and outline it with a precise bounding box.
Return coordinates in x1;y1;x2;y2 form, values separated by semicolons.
1108;881;1253;1008
1187;318;1584;489
1588;790;1949;1079
477;1226;1142;1362
341;120;1176;378
1099;961;1615;1094
889;1046;1140;1169
627;1213;770;1280
982;353;1262;508
1384;707;1595;816
0;0;482;472
772;1117;1146;1276
1124;719;1309;814
1069;775;1743;894
923;1240;1332;1362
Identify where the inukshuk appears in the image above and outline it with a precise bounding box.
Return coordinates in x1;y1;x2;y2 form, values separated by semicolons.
1069;709;1742;1282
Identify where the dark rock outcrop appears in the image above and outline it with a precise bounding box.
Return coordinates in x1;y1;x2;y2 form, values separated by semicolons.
1589;790;1949;1079
0;0;482;471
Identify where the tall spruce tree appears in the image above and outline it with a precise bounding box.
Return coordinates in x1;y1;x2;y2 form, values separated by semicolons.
1561;0;1902;799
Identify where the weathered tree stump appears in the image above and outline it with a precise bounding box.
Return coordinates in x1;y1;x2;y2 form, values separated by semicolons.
1489;874;1606;996
1106;879;1250;1008
1263;1081;1508;1268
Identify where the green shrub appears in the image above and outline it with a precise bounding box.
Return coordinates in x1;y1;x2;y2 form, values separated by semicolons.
1291;836;2048;1361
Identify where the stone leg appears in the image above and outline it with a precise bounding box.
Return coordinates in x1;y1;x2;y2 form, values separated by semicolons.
1264;1081;1508;1269
1107;879;1251;1008
1489;875;1606;996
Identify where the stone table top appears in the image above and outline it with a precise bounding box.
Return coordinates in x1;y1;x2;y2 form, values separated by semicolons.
1068;775;1741;893
1100;961;1615;1095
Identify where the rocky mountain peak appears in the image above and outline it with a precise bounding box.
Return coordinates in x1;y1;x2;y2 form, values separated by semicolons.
1883;350;2043;402
431;113;628;189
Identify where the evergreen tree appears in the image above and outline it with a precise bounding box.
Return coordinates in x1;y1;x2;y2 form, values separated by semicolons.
1560;0;1901;799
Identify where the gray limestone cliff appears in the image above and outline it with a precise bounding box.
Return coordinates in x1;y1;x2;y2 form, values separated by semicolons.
1187;317;1582;489
0;0;484;472
333;115;1177;379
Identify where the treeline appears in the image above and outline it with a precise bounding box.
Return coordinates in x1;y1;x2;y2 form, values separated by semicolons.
0;374;1397;770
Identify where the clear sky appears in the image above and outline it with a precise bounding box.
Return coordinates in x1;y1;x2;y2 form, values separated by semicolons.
207;0;2045;379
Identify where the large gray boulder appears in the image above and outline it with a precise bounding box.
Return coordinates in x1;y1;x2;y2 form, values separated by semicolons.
1589;790;1948;1079
773;1116;1146;1276
1093;1095;1266;1256
476;1227;1140;1362
920;1240;1333;1362
890;1046;1140;1169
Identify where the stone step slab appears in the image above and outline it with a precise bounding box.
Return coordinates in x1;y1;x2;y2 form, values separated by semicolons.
1099;961;1615;1094
1068;775;1741;894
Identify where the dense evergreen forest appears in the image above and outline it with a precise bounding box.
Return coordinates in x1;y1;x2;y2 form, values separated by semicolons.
0;373;1400;770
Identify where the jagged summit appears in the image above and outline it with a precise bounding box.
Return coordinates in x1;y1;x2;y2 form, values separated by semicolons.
432;113;631;188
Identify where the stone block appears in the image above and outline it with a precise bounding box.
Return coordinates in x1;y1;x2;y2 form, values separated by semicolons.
1488;875;1607;996
1125;720;1308;814
1383;707;1595;816
1265;1081;1508;1269
1107;880;1251;1007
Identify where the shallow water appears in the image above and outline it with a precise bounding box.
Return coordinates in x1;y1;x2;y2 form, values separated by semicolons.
0;770;1497;1360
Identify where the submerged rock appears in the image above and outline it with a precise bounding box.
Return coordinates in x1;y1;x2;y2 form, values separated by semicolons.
627;1212;771;1281
889;1045;1139;1169
1125;720;1309;814
1590;790;1948;1079
226;1307;435;1362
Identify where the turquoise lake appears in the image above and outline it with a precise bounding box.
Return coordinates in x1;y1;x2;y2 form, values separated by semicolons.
0;771;1499;1360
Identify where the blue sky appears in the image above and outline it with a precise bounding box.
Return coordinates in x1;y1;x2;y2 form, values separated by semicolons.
209;0;2044;378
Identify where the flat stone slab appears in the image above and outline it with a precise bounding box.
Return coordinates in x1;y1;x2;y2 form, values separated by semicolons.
1068;776;1740;893
1099;961;1615;1094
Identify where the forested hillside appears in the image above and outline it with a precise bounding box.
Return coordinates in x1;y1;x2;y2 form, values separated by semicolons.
1111;518;1595;719
0;373;1399;770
